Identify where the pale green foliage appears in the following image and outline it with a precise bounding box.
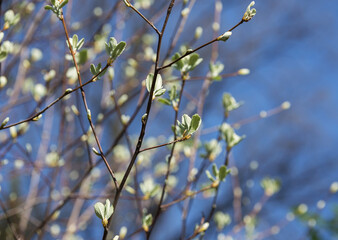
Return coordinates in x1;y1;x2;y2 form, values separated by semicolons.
209;62;224;81
243;1;256;22
142;213;153;232
45;0;69;19
105;37;127;64
220;123;245;149
4;9;20;28
176;114;202;138
260;177;281;196
214;212;231;230
94;199;114;227
67;34;85;53
0;40;14;62
90;63;107;80
200;139;222;162
140;177;160;199
222;93;243;116
206;164;230;186
145;73;166;98
172;51;203;74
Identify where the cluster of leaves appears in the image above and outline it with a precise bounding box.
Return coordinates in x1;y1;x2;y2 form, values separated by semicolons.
243;1;257;22
206;164;231;188
105;37;127;65
172;50;203;74
0;10;20;62
94;199;114;228
220;123;245;150
209;62;225;81
260;177;281;196
175;114;202;139
200;139;222;162
158;85;179;110
223;93;243;117
145;73;166;99
44;0;69;19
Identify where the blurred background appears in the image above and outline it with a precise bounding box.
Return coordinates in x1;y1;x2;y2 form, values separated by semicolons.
0;0;337;239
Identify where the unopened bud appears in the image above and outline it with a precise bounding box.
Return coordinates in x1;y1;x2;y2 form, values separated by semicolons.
217;31;232;42
281;101;291;110
237;68;250;75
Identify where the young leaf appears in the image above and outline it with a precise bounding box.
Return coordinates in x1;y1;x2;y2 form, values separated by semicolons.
112;41;126;59
77;38;85;50
169;85;177;100
154;74;163;93
222;93;243;115
72;34;78;49
104;199;114;219
172;53;183;71
90;64;96;75
94;202;105;220
158;98;171;105
212;164;218;177
145;73;164;97
44;5;54;11
146;73;153;92
142;214;153;232
109;37;117;49
189;114;201;133
59;0;69;9
218;165;228;181
182;114;191;129
154;88;166;97
0;117;9;129
205;170;215;182
188;53;203;71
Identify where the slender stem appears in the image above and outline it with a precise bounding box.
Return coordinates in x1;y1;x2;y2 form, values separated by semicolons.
125;1;161;35
61;15;118;189
158;19;244;71
139;137;187;153
159;38;218;71
161;184;214;209
147;72;186;238
102;1;177;239
0;64;109;130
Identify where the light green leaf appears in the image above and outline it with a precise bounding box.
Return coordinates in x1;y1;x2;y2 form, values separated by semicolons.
154;88;166;97
172;53;183;71
59;0;69;9
72;34;78;49
212;164;218;177
189;114;201;133
44;5;54;11
145;73;163;95
77;38;85;50
90;64;96;75
218;165;228;181
182;114;191;129
158;98;171;105
94;202;105;220
205;170;215;182
112;41;126;59
0;51;7;62
104;199;114;219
